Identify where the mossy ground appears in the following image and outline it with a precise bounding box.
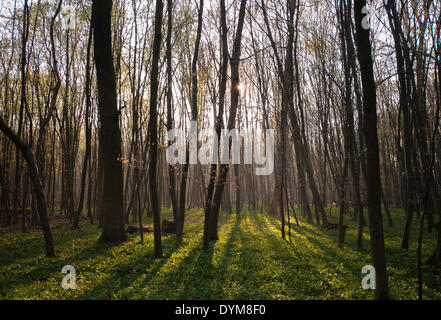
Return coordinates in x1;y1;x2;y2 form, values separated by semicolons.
0;207;440;300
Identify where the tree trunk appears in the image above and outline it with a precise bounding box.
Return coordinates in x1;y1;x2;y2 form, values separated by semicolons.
354;0;389;299
92;0;126;243
206;0;248;246
0;117;55;257
147;0;165;257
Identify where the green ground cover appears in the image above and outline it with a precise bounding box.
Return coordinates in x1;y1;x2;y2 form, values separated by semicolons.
0;207;440;300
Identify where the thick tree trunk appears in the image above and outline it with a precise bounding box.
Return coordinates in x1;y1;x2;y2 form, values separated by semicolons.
92;0;126;243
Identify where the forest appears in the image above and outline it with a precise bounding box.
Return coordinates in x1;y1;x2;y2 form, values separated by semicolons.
0;0;440;301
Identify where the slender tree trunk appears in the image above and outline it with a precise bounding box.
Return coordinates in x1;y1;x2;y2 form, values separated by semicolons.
385;0;415;250
177;0;204;246
206;0;248;246
354;0;389;299
74;20;93;229
0;118;55;257
165;0;179;230
147;0;165;257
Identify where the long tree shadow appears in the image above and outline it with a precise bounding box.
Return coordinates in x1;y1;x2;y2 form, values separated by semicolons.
249;213;364;298
78;209;224;300
78;234;179;299
235;214;269;299
137;234;215;299
0;226;110;293
264;213;441;298
175;214;241;299
142;212;242;299
0;227;101;265
205;213;243;299
293;218;439;283
292;225;368;275
0;238;115;293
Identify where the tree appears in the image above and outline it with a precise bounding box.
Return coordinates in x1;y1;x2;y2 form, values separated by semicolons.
354;0;389;300
202;0;229;249
177;0;204;246
92;0;126;243
384;0;416;249
0;117;55;257
206;0;248;247
165;0;179;240
74;15;93;229
148;0;165;258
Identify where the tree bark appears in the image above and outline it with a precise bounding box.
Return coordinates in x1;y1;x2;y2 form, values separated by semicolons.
147;0;165;257
0;117;55;257
354;0;389;299
92;0;126;243
206;0;248;246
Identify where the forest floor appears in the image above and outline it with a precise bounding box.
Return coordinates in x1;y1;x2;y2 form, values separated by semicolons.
0;207;440;300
